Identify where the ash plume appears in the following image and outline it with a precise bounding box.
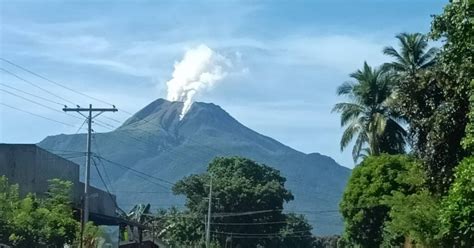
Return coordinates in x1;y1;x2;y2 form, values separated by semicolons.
166;44;231;120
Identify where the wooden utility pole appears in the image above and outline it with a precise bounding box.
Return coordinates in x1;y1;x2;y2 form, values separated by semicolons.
63;104;117;247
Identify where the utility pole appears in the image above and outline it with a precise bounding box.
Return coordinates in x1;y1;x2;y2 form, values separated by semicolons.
63;104;117;246
205;175;213;248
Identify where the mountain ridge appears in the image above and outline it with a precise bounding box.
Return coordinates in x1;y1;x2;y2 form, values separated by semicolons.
39;98;350;235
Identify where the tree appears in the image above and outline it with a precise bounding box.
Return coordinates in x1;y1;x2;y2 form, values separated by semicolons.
462;79;474;153
439;157;474;247
313;235;340;248
2;178;78;247
333;62;406;162
162;157;312;247
153;207;204;247
0;176;19;245
383;32;438;76
278;213;314;248
73;222;103;248
42;179;78;247
339;155;420;247
383;190;441;247
385;1;473;193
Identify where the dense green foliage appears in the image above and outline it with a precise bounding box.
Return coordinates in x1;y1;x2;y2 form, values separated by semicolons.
337;1;474;247
158;157;315;247
439;157;474;246
463;79;474;153
383;190;440;247
339;155;421;247
395;0;473;192
0;177;78;247
332;63;406;162
73;222;103;248
278;213;314;248
0;176;19;243
313;235;340;248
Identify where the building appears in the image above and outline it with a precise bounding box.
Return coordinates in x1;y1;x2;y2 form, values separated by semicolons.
0;144;116;219
0;144;168;247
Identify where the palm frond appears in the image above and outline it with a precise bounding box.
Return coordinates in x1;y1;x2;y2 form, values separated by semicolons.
340;122;361;151
336;82;355;96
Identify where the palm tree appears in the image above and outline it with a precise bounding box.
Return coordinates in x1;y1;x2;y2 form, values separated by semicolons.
383;32;438;76
332;62;407;162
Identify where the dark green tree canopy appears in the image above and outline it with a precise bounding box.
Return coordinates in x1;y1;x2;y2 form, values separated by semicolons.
386;1;474;193
439;157;474;247
166;157;314;247
340;155;421;247
173;157;294;214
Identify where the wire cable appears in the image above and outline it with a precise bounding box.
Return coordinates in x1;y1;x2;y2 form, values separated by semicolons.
0;82;64;106
0;102;75;127
93;154;173;190
1;88;83;121
0;67;76;105
0;58;133;115
91;157;126;214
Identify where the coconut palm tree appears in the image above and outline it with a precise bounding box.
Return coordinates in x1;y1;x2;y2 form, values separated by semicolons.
383;32;438;76
333;62;407;162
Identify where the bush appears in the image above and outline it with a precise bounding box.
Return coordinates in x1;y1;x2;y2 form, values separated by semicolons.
340;155;421;247
439;157;474;247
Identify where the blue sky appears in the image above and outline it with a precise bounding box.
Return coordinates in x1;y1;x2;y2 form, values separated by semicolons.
0;0;445;168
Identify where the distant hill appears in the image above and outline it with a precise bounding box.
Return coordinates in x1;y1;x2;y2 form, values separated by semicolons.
39;99;351;235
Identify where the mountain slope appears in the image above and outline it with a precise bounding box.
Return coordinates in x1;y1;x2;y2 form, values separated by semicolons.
39;99;350;235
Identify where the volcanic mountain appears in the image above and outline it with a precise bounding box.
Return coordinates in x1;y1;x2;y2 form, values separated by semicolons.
39;99;351;235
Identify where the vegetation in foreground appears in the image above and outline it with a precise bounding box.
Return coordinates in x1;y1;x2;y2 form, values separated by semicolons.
0;176;102;248
154;157;315;248
334;1;473;247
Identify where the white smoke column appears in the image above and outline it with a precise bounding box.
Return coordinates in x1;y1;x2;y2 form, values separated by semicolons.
166;44;231;120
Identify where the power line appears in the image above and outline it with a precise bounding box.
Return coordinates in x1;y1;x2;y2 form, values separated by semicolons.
91;157;125;214
210;230;309;237
75;119;88;134
0;67;76;105
94;155;174;190
1;58;110;106
101;115;123;124
207;221;288;226
212;209;283;218
0;82;64;106
0;102;75;127
1;88;83;121
92;134;115;192
213;234;314;239
0;58;134;115
97;155;175;186
109;191;173;194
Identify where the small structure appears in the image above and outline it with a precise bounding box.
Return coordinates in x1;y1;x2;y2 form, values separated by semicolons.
0;144;116;219
0;144;168;247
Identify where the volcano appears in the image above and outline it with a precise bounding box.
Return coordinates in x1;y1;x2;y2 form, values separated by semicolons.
39;99;350;235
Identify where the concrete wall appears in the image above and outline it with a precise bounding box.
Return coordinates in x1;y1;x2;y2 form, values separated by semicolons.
0;144;116;217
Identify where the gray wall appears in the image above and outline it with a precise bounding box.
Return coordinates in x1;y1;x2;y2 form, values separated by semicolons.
0;144;116;217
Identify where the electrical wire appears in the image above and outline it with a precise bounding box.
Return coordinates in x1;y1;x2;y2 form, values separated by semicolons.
91;133;116;193
91;157;126;214
1;88;83;121
0;58;134;115
0;102;75;127
0;82;64;106
93;155;174;190
0;67;76;105
210;230;310;237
